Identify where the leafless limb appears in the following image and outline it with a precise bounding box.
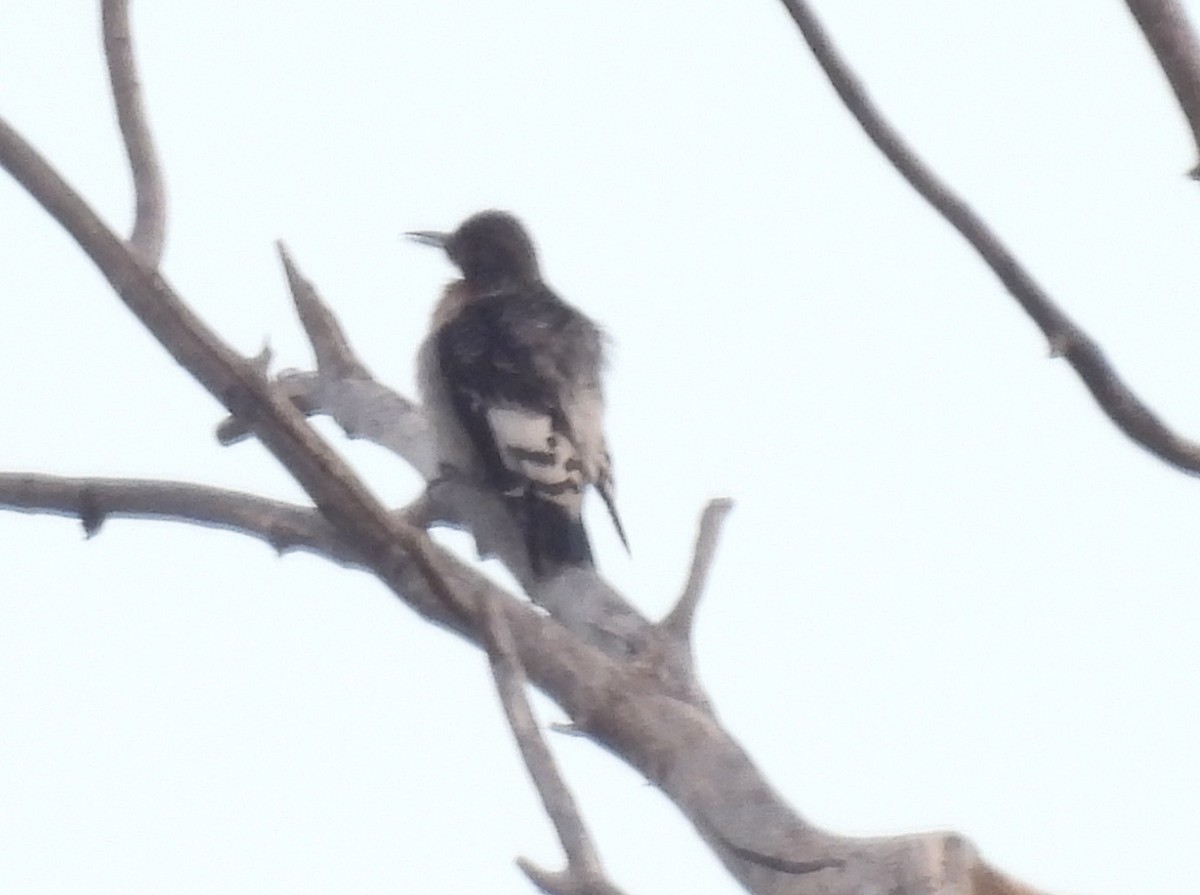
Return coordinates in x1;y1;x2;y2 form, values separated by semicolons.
0;112;472;629
778;0;1200;478
1124;0;1200;176
215;248;438;478
215;373;318;444
659;498;734;646
519;863;624;895
278;242;371;379
214;245;667;663
1;468;633;895
0;473;361;563
0;7;1075;891
1;110;1052;894
101;0;165;265
480;595;629;895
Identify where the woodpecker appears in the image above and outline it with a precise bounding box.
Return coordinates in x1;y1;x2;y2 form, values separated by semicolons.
409;210;627;579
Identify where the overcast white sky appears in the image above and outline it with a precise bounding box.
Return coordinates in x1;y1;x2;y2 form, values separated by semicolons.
3;2;1200;893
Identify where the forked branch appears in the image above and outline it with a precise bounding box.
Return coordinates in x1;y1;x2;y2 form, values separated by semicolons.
480;595;629;895
0;5;1082;891
215;244;438;478
0;112;471;629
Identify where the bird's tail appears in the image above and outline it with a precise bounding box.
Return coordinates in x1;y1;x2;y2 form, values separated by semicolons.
596;479;630;555
511;494;593;579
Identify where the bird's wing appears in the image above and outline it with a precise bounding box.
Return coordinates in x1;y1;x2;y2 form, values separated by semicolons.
435;294;582;498
504;290;628;554
559;382;629;553
436;290;603;575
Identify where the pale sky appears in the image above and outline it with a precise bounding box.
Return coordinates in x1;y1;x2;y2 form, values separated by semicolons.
2;3;1199;894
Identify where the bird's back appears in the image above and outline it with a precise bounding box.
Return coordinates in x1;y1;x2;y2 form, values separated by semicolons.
439;287;603;408
429;285;620;577
410;209;625;579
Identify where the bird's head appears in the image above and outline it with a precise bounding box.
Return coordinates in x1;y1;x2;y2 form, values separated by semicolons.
407;210;541;289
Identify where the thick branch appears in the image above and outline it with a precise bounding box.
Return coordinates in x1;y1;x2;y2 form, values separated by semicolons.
1125;0;1200;176
778;0;1200;477
191;247;1047;895
0;106;705;821
101;0;165;264
208;244;666;673
0;31;1058;890
0;113;474;628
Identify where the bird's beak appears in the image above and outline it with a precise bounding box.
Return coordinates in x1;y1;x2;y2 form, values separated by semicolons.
405;230;448;248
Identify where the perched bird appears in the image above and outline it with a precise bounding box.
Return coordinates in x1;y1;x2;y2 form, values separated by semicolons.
409;210;627;579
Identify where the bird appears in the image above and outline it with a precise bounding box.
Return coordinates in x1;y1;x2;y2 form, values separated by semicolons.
408;210;628;579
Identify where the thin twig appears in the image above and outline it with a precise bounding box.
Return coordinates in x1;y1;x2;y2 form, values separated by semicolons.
777;0;1200;476
1124;0;1200;177
479;594;628;895
101;0;165;265
659;498;734;644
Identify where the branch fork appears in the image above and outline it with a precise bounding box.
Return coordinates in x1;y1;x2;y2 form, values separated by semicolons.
10;0;1193;891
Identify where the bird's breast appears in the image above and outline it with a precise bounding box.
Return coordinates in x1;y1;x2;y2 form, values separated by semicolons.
430;280;473;330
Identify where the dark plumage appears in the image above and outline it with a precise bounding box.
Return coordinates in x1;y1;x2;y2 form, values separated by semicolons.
410;210;627;578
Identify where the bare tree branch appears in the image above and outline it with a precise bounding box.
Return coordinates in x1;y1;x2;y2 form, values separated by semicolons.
1125;0;1200;177
101;0;165;265
198;233;1050;894
214;250;438;479
519;863;627;895
480;594;629;895
660;498;734;646
777;0;1200;478
216;369;436;473
216;372;318;444
0;472;362;563
211;247;669;667
0;465;1042;895
0;11;1067;890
278;242;370;380
0;112;472;629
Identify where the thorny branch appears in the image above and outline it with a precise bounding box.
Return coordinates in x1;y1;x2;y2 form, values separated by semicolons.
0;80;693;891
778;0;1200;477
